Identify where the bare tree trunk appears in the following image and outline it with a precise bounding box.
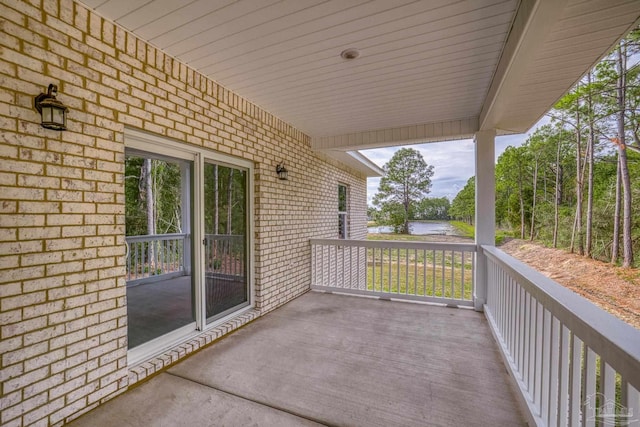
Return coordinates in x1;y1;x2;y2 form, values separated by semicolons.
617;44;634;267
553;141;562;248
543;166;547;203
143;158;156;270
585;72;595;258
571;95;584;255
144;159;155;235
530;157;538;241
517;160;525;239
611;154;621;263
226;169;234;234
214;165;219;235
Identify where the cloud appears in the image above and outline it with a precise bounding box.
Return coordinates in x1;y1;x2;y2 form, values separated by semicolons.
364;117;548;205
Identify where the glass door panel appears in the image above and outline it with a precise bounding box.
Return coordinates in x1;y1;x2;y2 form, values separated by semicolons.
124;151;195;349
203;162;248;322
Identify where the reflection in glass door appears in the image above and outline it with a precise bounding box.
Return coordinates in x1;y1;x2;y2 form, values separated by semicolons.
124;151;194;349
203;162;249;322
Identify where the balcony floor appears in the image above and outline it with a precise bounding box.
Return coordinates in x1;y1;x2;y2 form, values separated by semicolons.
70;291;525;426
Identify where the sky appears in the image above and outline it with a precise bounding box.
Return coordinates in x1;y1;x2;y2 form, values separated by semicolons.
362;117;550;205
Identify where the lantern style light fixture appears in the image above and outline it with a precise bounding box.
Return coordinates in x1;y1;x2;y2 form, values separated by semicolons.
276;163;288;180
34;84;68;130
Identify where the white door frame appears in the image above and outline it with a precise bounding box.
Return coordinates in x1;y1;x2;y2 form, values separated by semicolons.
124;128;255;365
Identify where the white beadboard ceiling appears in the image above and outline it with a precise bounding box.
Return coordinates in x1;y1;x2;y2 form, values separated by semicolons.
78;0;640;151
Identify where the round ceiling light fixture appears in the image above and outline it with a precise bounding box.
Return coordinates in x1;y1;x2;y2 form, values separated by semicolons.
340;48;360;60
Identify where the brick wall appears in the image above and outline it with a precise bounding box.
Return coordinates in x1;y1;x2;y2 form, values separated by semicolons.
0;0;367;425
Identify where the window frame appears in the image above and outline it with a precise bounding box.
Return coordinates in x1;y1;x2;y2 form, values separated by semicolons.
338;183;349;239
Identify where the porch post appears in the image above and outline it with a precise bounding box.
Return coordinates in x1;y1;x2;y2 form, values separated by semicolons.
473;129;496;311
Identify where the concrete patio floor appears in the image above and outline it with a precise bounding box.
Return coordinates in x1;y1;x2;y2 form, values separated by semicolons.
69;291;525;426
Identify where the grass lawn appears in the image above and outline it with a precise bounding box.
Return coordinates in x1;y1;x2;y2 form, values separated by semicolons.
362;232;474;301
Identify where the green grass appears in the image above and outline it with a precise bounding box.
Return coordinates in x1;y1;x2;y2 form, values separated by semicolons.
362;245;473;300
366;233;432;242
449;221;509;245
450;221;474;238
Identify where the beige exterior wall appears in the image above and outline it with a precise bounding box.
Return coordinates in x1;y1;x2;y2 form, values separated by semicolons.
0;1;367;425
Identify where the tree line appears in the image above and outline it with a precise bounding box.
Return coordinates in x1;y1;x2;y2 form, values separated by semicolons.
451;31;640;268
125;157;246;237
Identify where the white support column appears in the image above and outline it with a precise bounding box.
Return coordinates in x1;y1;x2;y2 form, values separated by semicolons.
474;129;496;311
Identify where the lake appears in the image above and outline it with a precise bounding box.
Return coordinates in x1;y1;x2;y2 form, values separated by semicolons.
367;221;460;236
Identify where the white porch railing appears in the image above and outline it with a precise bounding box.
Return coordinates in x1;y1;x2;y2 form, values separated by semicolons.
125;233;188;285
125;233;246;286
483;245;640;427
310;239;476;307
204;234;245;278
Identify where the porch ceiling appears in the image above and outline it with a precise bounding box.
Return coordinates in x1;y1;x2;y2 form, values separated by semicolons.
79;0;640;151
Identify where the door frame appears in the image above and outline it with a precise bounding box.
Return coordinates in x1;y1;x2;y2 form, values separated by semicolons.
124;128;255;365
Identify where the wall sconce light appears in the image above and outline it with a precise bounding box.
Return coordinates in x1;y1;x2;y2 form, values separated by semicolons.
276;163;288;180
34;84;68;130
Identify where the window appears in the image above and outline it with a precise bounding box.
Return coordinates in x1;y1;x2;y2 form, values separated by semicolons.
338;184;349;239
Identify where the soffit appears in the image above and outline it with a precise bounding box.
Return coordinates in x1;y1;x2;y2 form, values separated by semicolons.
78;0;640;149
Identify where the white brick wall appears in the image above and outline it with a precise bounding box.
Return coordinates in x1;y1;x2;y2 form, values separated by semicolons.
0;0;367;425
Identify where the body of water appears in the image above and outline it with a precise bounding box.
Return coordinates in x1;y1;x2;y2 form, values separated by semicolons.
367;221;460;236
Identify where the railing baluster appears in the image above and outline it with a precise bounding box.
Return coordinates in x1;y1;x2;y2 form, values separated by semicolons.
460;251;465;300
539;304;553;423
388;245;392;294
350;245;354;289
405;248;409;295
509;276;515;356
441;250;445;297
548;316;560;426
336;244;340;287
163;239;167;274
371;247;376;292
569;335;582;426
379;247;383;293
535;299;543;410
523;292;531;393
431;250;436;297
557;325;570;427
320;244;324;285
583;347;597;427
471;253;475;298
423;249;427;296
601;361;616;410
624;383;640;427
519;288;525;380
136;242;140;280
413;248;417;296
396;246;400;294
450;250;454;299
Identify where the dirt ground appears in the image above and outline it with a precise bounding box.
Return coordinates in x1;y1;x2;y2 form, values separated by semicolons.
498;238;640;330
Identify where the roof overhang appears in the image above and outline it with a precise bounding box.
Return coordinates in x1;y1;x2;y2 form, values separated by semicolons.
78;0;640;160
323;151;385;177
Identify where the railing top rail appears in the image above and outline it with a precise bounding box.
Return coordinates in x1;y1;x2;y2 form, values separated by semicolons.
125;233;188;243
482;245;640;385
310;238;476;252
204;234;244;240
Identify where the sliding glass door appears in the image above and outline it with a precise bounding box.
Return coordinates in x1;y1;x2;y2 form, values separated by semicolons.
203;162;249;322
124;151;195;350
124;129;253;360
